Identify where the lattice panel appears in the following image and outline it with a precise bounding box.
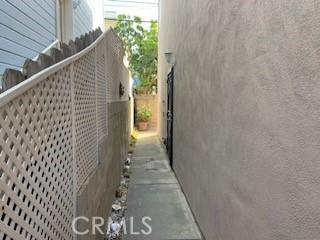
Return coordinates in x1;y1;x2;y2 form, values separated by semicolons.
0;30;130;240
0;67;74;240
73;50;98;193
106;38;118;102
106;31;125;59
96;42;108;142
106;31;126;102
120;65;130;101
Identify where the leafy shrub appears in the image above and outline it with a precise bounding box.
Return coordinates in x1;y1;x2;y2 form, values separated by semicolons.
137;106;152;122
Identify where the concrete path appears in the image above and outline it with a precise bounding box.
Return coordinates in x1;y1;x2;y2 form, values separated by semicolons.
125;132;202;240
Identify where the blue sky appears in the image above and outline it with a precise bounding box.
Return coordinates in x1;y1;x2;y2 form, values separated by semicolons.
104;0;159;21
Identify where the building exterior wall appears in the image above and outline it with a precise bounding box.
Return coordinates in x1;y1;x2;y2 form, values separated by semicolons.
0;29;130;240
158;1;320;239
73;0;93;38
0;0;104;77
73;0;103;38
0;0;57;74
88;0;104;34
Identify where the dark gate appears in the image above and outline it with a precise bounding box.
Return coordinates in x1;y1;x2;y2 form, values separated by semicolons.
166;67;174;167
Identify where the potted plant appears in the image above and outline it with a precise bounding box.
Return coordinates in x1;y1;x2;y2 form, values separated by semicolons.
137;106;152;131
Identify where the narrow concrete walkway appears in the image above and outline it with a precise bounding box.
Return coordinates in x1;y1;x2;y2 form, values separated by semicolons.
125;131;202;240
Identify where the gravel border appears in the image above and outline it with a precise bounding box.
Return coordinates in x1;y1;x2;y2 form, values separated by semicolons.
105;155;132;240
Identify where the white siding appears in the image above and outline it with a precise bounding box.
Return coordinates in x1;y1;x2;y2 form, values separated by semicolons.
73;0;93;38
0;0;56;75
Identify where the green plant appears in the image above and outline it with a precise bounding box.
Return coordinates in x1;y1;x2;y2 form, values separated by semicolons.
137;106;152;122
114;15;158;93
129;135;137;147
128;134;137;153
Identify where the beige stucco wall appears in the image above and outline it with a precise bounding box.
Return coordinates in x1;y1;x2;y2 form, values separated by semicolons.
158;1;320;239
136;94;158;128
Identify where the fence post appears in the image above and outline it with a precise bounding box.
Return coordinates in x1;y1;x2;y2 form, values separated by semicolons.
1;69;25;91
37;54;54;70
60;43;72;58
75;37;83;52
68;40;77;55
50;48;64;64
22;59;40;78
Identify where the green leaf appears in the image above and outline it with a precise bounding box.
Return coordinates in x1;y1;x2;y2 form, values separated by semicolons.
114;15;158;93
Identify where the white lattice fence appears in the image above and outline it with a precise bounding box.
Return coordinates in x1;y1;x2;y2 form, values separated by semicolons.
96;40;108;142
0;67;74;240
0;29;129;240
106;32;129;103
73;49;98;193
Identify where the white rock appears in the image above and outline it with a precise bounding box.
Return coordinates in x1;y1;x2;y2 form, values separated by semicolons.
125;158;131;165
110;222;121;234
112;204;122;211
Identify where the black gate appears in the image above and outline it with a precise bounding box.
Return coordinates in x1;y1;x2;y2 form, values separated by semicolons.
166;67;174;167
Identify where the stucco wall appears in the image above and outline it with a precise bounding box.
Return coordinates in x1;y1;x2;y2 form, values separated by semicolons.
158;1;320;239
135;94;158;128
